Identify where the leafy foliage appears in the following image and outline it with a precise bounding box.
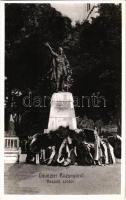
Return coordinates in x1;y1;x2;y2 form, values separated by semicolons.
5;3;121;135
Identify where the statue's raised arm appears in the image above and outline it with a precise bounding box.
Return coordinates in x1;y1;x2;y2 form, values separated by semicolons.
45;42;58;57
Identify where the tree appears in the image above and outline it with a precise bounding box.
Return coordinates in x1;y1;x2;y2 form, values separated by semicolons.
5;3;121;135
5;3;72;134
72;4;121;124
5;3;72;90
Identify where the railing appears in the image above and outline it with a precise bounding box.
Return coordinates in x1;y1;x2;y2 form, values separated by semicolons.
4;137;19;150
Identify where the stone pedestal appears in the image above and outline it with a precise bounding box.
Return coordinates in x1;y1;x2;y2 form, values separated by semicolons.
47;92;77;131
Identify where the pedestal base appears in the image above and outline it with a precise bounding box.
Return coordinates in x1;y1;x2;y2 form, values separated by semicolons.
47;92;77;131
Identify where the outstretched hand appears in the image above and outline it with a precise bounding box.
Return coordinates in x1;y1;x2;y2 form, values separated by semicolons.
44;42;50;47
44;42;58;57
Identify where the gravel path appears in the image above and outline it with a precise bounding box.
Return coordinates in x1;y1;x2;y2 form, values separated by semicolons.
4;159;121;195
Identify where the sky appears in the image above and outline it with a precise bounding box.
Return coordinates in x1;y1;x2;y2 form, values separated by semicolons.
51;3;86;25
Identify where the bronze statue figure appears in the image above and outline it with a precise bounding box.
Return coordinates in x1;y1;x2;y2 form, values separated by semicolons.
45;42;71;92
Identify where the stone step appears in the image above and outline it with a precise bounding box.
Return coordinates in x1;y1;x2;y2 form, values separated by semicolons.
4;152;19;163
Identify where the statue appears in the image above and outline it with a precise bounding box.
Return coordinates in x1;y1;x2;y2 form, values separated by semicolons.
45;42;72;92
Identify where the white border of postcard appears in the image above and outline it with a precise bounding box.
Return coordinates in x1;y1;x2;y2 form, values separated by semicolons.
0;1;125;200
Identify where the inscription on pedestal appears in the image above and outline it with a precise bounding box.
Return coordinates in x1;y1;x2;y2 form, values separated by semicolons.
48;92;77;131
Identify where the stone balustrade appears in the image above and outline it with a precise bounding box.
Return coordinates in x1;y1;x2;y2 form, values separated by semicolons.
5;137;19;150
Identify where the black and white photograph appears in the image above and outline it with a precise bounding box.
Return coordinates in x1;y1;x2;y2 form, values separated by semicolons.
1;0;125;198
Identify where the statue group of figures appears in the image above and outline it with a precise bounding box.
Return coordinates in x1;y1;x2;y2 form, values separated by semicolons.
45;43;72;92
24;127;121;166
